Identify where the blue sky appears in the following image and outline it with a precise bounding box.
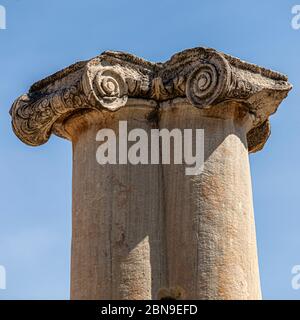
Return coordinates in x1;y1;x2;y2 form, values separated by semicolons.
0;0;299;299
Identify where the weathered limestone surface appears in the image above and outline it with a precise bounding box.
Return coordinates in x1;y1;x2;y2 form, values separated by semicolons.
68;106;166;299
10;47;292;300
160;101;261;299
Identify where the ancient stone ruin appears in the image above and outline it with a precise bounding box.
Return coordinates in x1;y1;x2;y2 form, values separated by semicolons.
10;47;292;299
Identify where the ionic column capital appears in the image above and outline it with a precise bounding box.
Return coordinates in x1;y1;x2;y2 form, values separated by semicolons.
10;47;291;151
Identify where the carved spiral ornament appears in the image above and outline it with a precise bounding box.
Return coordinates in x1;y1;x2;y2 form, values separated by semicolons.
84;66;128;111
186;53;231;108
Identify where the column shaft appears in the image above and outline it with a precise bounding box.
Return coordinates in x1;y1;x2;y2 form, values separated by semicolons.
160;101;261;299
68;106;166;300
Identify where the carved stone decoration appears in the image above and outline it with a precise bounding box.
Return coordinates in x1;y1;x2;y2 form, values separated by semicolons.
82;64;128;111
10;47;292;150
186;52;231;108
10;82;88;146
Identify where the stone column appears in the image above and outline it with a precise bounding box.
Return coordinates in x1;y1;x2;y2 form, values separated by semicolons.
10;47;291;300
